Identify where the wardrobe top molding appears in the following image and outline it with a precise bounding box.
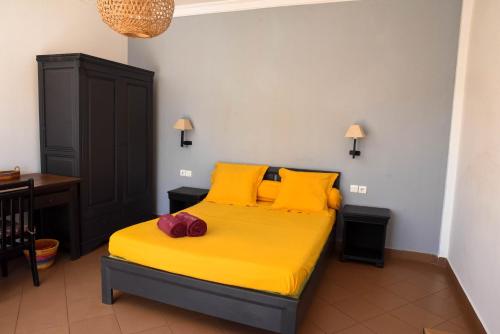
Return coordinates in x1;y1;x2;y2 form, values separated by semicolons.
174;0;358;17
36;53;155;77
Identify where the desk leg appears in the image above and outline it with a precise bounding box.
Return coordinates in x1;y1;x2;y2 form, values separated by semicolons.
69;184;81;260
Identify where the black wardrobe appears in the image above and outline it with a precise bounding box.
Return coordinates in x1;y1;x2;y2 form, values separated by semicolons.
37;53;154;254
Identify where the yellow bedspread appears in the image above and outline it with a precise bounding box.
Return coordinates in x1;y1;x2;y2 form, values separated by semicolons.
109;201;335;296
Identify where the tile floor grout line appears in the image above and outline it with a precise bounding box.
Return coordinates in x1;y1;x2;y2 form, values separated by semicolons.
447;314;478;331
128;323;169;334
409;290;467;322
329;298;370;323
389;303;446;331
329;294;393;323
309;321;327;334
13;276;24;334
331;323;362;334
358;293;408;312
399;276;450;293
111;301;125;334
383;282;439;303
430;318;453;331
63;260;72;333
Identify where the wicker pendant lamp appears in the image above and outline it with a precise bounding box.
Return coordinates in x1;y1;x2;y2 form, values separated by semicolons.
97;0;175;38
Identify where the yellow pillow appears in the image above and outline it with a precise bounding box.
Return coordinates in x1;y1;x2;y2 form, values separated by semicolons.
257;180;281;202
328;188;343;210
205;162;268;206
257;178;342;209
272;168;334;212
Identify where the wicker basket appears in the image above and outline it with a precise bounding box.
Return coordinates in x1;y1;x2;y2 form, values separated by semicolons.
24;239;59;270
0;166;20;181
97;0;175;38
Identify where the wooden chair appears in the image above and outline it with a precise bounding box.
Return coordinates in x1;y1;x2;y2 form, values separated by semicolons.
0;179;39;286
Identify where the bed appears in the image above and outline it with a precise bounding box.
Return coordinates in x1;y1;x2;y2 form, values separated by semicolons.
101;167;341;334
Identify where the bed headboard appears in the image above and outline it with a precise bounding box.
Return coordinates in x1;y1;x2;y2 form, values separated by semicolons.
263;167;341;189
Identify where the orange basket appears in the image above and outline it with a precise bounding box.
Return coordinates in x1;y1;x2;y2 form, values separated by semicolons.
24;239;59;270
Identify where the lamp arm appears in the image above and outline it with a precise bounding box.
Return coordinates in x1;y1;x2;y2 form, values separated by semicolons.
179;130;192;147
349;138;361;159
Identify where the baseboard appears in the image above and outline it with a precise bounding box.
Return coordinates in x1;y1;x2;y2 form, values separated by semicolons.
334;241;448;267
384;248;449;267
443;259;487;334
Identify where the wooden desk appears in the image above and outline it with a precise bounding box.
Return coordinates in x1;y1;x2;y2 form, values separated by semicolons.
0;173;81;259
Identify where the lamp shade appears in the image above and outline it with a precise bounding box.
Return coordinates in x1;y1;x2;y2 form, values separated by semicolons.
173;118;193;131
345;124;366;139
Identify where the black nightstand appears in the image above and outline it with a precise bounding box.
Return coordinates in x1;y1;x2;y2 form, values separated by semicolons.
341;205;391;267
168;187;209;213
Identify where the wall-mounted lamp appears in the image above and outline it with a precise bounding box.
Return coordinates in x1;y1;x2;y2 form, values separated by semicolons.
173;118;193;147
345;124;366;159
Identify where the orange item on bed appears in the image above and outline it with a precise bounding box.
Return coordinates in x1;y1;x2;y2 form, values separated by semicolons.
257;179;342;209
327;188;342;210
272;168;335;213
257;180;281;202
205;162;268;206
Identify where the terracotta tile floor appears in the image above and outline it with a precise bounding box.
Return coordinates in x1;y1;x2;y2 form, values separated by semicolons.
0;246;485;334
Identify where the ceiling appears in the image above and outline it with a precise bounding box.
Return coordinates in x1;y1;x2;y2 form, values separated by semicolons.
174;0;355;17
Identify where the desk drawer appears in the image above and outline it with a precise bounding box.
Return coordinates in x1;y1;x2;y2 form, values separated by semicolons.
35;191;71;209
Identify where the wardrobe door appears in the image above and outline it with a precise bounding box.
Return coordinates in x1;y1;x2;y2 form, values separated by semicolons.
119;77;154;228
79;69;122;249
38;63;80;176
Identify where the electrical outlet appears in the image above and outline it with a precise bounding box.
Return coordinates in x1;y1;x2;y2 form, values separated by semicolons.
358;186;367;194
180;169;186;177
350;185;359;193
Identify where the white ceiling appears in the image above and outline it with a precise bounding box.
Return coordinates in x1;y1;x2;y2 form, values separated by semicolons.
175;0;220;4
174;0;357;17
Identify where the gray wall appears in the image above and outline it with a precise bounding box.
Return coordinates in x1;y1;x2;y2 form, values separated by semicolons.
129;0;461;254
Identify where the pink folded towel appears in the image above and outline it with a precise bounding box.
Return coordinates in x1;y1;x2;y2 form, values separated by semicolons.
157;214;187;238
176;212;207;237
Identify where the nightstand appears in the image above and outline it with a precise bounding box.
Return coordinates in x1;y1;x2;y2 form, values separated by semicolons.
168;187;209;213
341;205;391;267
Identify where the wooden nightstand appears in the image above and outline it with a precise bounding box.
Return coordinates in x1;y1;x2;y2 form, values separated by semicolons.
341;205;391;267
168;187;209;213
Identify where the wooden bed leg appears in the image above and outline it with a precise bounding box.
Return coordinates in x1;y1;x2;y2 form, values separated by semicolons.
102;286;114;305
101;257;114;304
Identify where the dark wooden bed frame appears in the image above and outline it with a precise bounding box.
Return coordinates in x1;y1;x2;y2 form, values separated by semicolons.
101;167;341;334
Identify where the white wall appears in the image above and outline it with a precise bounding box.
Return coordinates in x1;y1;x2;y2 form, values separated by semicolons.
439;0;475;258
0;0;127;173
447;0;500;332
